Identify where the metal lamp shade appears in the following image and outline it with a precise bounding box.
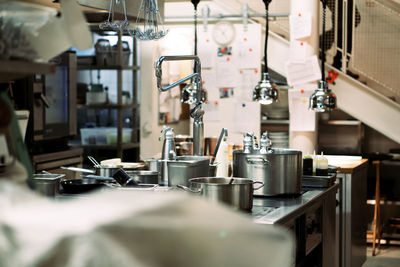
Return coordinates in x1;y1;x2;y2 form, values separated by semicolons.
309;80;337;112
253;73;279;105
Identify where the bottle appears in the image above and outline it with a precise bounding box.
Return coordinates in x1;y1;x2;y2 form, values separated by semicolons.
312;150;317;176
216;136;229;177
159;126;176;185
316;152;329;176
303;155;313;176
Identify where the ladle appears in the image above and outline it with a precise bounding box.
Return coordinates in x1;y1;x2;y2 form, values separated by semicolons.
210;128;228;165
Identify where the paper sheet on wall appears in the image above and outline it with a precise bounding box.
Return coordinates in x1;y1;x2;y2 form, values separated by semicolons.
289;13;312;40
216;56;238;88
233;102;260;133
203;102;220;122
198;37;215;69
289;40;308;63
284;55;321;86
201;70;218;101
288;88;316;131
238;69;259;102
238;38;259;69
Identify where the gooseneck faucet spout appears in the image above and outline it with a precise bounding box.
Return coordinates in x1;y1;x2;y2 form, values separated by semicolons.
155;55;205;156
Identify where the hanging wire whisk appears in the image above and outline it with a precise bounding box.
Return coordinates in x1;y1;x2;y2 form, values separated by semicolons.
99;0;129;32
128;0;168;40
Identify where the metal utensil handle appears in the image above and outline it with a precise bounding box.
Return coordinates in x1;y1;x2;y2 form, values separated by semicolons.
253;181;265;190
211;127;227;165
87;156;101;168
61;166;96;174
176;185;202;194
246;157;270;165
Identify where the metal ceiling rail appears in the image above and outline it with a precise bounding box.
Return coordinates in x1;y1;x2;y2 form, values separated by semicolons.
164;13;289;20
164;3;288;29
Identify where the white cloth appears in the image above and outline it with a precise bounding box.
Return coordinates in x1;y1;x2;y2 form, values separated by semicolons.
0;180;294;267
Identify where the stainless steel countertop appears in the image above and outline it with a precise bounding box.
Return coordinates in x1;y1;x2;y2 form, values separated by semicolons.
251;183;339;225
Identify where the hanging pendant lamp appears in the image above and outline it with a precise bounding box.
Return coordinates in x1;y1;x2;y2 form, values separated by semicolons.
309;0;337;112
253;0;278;105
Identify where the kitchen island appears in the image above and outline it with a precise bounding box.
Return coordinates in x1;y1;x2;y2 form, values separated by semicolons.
252;184;339;267
55;177;340;267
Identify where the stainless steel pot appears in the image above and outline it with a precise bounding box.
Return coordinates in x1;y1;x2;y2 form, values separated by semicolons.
167;156;210;186
178;177;264;211
125;170;159;184
176;141;193;156
146;158;161;172
232;148;302;196
33;174;65;197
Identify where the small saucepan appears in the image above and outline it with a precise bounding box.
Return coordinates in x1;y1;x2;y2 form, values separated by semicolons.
177;177;264;211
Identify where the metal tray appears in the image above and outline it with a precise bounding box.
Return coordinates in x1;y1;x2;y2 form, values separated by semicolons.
302;173;337;188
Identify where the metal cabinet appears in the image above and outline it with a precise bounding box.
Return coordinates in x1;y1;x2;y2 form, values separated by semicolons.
335;161;368;267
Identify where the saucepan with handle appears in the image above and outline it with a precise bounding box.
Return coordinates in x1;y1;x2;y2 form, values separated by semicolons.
177;177;264;211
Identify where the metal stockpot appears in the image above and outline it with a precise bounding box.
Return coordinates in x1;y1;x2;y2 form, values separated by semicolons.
167;156;210;186
232;148;302;196
178;177;264;211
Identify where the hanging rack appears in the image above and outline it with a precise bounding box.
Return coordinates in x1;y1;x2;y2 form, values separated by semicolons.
165;4;288;32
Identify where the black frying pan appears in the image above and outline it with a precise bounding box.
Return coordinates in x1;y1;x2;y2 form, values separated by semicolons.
61;178;106;194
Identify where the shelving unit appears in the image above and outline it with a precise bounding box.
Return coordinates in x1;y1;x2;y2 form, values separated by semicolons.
0;59;55;83
318;112;364;155
261;119;290;134
70;31;140;160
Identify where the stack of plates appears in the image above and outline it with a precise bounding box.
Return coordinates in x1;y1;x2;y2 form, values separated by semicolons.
269;132;289;148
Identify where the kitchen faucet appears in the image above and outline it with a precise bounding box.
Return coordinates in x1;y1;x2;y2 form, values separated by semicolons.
155;55;205;156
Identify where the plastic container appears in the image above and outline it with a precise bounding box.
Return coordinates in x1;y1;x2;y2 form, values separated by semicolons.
80;127;132;145
105;128;132;144
316;153;329;176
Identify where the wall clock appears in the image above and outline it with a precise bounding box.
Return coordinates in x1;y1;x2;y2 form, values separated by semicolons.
212;21;235;46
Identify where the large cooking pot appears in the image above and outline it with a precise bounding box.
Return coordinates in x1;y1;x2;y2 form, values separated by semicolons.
233;148;302;196
178;177;264;211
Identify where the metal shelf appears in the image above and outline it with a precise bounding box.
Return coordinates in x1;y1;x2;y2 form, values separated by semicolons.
261;119;290;125
0;59;55;83
77;103;139;110
68;140;140;150
77;65;139;71
319;120;361;126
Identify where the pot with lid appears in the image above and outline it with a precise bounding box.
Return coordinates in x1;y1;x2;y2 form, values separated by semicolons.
232;132;302;196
